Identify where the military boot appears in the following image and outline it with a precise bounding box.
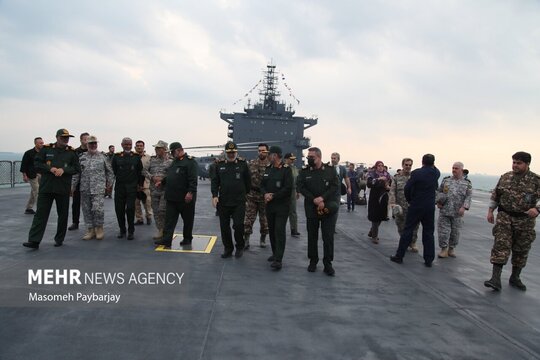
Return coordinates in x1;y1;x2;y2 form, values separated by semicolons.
153;229;163;240
95;226;104;240
448;247;456;258
82;228;96;240
438;247;449;258
409;243;419;253
484;264;503;291
260;234;267;248
509;266;527;291
244;234;250;250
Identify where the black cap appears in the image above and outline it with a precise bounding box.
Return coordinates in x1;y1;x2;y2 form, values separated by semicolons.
169;142;182;152
225;141;238;153
56;129;74;137
284;152;296;160
269;146;282;156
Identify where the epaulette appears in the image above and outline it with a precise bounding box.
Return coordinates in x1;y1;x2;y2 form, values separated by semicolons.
67;146;74;151
237;157;245;162
326;162;334;167
44;143;53;147
283;163;289;168
187;155;193;160
217;159;226;163
266;163;272;167
302;165;309;170
115;152;123;156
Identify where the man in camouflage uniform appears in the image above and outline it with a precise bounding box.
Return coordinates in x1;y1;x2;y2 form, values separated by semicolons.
143;140;173;240
284;153;301;237
134;140;153;225
436;162;472;258
104;145;115;198
485;151;540;291
389;158;419;252
244;143;270;249
23;129;80;249
68;132;89;231
71;135;114;240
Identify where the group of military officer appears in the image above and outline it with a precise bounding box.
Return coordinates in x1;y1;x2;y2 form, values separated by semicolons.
21;129;540;286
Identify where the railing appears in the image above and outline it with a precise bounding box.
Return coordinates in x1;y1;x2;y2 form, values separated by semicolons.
0;161;25;188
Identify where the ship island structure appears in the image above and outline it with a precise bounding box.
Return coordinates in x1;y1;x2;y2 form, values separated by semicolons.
220;64;318;166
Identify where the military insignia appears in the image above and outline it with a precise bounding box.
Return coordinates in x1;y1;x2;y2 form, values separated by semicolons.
236;173;241;180
276;180;281;188
176;168;180;174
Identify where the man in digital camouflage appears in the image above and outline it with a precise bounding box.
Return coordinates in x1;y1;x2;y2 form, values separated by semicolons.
436;161;472;258
485;151;540;291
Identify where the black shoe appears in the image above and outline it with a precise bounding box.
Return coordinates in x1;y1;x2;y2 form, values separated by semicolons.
291;231;300;237
23;242;39;249
127;233;134;240
117;232;126;239
180;239;192;246
244;244;250;250
54;242;63;247
221;251;233;259
146;218;152;225
424;261;433;267
135;220;144;225
68;223;79;231
323;264;335;276
509;277;527;291
307;261;317;272
390;255;403;264
154;240;171;247
24;209;36;215
234;248;244;258
267;255;276;262
271;260;282;270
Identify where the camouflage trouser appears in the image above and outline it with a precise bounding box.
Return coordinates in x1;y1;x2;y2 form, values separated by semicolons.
151;189;166;231
288;192;298;233
135;188;153;221
438;215;462;248
395;208;418;245
244;192;268;235
81;192;105;227
491;211;536;268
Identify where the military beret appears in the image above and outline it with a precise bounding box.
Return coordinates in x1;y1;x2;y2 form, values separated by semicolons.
169;142;182;152
269;146;282;156
56;129;74;138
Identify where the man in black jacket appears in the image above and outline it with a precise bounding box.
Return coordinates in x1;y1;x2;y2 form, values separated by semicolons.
20;137;44;214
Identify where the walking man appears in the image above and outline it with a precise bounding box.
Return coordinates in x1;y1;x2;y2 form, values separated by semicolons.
23;129;80;249
20;137;44;214
68;132;89;231
284;153;301;237
484;152;540;291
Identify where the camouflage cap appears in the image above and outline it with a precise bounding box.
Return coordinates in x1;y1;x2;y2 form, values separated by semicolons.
225;141;238;153
152;140;168;150
169;142;182;152
56;129;74;138
87;135;98;143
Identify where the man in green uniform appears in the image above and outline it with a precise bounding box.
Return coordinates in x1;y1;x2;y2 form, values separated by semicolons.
296;147;339;276
111;137;144;240
23;129;80;249
155;142;198;247
211;142;251;258
284;153;301;237
262;146;293;270
485;151;540;291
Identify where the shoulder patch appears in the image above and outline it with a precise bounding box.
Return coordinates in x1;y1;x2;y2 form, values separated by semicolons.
44;143;53;148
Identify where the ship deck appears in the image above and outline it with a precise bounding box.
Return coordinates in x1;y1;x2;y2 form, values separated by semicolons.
1;183;539;360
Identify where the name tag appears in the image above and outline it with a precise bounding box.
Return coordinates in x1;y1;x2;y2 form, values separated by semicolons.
276;181;281;188
236;173;240;180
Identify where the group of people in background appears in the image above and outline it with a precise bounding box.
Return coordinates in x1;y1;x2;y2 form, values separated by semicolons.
19;129;540;288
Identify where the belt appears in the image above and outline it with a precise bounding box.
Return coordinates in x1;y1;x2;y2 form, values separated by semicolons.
498;206;528;218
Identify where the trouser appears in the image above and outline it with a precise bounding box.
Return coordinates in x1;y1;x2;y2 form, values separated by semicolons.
114;185;137;234
244;193;268;235
438;215;463;248
28;192;70;244
347;187;358;210
135;187;153;221
71;185;81;224
288;192;298;233
396;205;435;263
150;190;166;230
370;221;381;238
219;203;246;252
26;176;40;210
306;214;337;266
395;208;418;245
81;192;105;227
162;198;196;243
268;211;288;261
490;211;536;268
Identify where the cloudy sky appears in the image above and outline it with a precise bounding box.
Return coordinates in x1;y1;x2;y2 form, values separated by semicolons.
1;0;538;175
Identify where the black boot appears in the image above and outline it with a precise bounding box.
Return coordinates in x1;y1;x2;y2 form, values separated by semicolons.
484;264;503;291
509;266;527;291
